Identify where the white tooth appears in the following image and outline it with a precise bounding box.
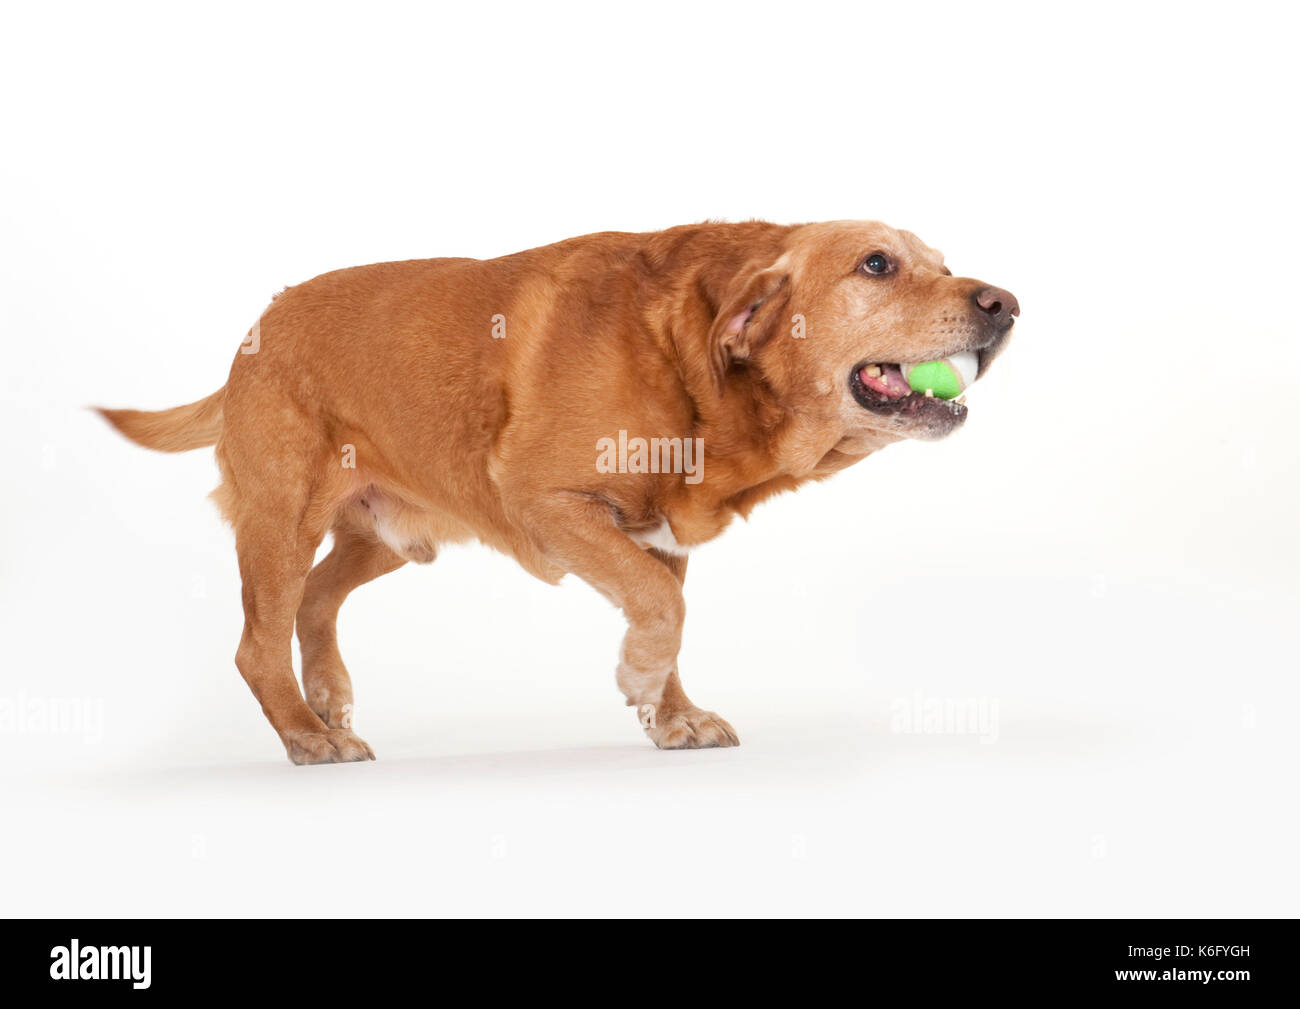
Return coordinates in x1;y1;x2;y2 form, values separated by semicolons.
956;394;967;405
865;365;882;378
925;388;934;397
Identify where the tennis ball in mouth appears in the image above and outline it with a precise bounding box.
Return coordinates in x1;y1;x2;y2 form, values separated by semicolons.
901;352;978;400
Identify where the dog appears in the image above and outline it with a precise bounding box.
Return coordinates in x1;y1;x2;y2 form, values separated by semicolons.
99;220;1018;764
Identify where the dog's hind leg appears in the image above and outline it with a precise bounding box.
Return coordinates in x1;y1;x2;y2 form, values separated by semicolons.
297;520;407;730
220;414;375;764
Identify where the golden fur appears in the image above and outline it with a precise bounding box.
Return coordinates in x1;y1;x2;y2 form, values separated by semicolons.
99;220;1017;763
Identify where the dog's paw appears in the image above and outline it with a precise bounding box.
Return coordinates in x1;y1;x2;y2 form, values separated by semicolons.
640;705;740;749
283;728;376;765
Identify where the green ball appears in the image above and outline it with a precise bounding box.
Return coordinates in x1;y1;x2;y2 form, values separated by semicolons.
905;361;963;399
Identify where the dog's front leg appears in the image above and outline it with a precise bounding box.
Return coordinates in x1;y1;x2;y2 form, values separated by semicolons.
512;493;738;749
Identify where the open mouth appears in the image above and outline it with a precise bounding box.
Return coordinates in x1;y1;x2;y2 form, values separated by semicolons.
848;359;972;430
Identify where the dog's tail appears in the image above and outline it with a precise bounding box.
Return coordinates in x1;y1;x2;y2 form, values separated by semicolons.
95;387;226;452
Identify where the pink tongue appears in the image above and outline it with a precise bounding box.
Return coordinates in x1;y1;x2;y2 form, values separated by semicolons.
859;364;910;398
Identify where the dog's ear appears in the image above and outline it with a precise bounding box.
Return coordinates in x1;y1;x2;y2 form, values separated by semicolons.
707;256;791;394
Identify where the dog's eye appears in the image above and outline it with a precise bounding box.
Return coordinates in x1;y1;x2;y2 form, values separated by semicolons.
860;253;891;276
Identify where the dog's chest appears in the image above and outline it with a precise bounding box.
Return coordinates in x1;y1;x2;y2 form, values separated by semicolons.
627;517;693;556
627;496;740;556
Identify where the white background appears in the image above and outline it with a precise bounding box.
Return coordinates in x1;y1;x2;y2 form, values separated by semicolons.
2;1;1296;917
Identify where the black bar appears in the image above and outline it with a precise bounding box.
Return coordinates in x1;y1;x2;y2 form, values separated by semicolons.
4;920;1283;997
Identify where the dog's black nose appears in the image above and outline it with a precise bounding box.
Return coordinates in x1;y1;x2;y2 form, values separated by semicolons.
974;286;1019;329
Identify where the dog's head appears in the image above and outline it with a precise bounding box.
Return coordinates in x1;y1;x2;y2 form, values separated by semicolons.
708;221;1018;443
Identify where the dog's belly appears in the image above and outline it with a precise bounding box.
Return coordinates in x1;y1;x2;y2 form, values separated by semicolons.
350;485;566;583
355;488;475;563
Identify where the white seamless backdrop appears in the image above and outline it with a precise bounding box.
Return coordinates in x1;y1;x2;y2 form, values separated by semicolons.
1;1;1296;917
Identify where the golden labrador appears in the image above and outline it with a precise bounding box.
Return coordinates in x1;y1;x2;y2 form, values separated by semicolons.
99;220;1018;764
